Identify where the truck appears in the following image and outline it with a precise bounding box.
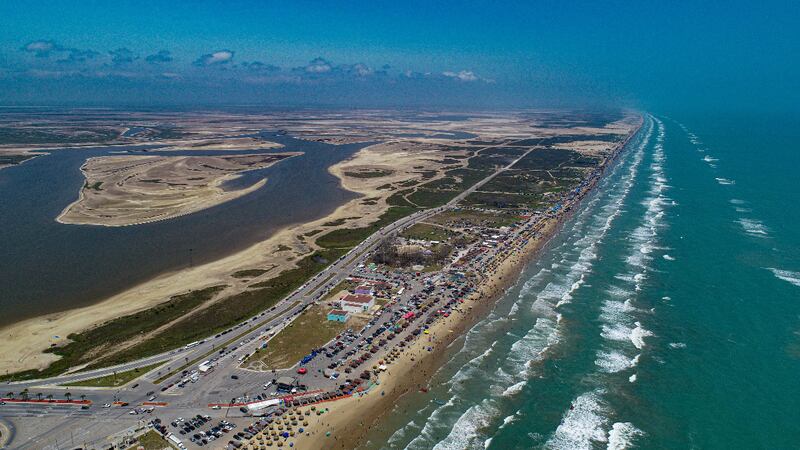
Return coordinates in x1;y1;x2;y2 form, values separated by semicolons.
167;433;186;449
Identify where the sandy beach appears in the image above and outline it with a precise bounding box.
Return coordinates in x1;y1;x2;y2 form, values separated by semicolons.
277;121;642;450
289;216;558;449
0;111;638;377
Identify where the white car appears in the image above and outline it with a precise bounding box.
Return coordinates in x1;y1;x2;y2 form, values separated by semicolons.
103;403;111;408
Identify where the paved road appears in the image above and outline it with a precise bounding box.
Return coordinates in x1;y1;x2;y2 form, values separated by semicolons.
1;139;545;449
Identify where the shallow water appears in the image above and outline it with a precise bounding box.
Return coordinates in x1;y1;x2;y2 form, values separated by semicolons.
361;113;800;449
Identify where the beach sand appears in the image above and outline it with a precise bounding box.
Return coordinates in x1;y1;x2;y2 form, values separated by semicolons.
0;140;456;374
279;119;642;450
289;218;559;449
56;153;301;227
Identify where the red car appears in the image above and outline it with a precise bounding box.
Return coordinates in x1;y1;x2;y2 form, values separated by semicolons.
297;367;308;375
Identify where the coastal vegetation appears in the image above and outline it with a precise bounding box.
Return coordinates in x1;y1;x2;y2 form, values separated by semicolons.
231;268;270;279
127;430;176;450
0;127;119;144
316;206;418;249
0;286;226;381
0;154;39;166
343;168;395;178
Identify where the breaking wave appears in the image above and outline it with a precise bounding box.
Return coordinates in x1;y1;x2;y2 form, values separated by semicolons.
737;218;769;237
767;268;800;288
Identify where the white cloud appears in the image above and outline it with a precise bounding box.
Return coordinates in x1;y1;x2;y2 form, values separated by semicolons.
193;50;235;66
442;70;480;82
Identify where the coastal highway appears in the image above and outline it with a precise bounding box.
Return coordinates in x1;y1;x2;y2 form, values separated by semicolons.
4;138;535;392
0;139;543;449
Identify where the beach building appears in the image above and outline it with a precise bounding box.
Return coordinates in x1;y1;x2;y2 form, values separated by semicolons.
339;294;374;313
327;309;350;322
354;285;372;295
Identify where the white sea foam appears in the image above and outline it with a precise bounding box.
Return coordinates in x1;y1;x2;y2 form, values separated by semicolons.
607;422;644;450
387;420;421;447
663;254;675;261
630;322;653;349
715;177;735;185
669;342;687;349
628;373;637;383
730;198;747;205
737;218;769;237
502;380;526;397
431;400;499;450
703;155;718;163
545;390;609;449
595;350;638;373
767;268;800;288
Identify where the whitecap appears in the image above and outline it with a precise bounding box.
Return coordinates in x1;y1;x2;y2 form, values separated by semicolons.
545;390;609;449
767;268;800;288
715;177;735;185
630;322;653;349
502;380;526;397
607;422;644;450
431;400;499;450
595;350;637;373
662;254;675;261
669;342;687;349
737;218;769;237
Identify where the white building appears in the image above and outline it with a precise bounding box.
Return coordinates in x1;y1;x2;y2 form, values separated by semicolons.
339;294;375;314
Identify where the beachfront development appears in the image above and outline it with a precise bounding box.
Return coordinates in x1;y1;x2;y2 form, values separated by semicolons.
0;109;640;449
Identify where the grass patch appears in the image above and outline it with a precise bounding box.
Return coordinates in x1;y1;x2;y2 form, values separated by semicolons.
344;168;394;178
231;268;269;279
428;209;523;228
316;206;418;249
323;279;358;301
99;248;350;369
0;285;226;382
63;362;165;388
407;188;459;208
247;305;367;370
128;430;176;450
463;191;543;209
401;223;455;242
386;188;417;208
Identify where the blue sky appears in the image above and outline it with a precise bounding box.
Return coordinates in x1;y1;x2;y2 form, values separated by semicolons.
0;1;797;111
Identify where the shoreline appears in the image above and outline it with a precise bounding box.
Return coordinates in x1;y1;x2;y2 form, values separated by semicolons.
0;114;639;377
289;118;643;449
0;139;452;374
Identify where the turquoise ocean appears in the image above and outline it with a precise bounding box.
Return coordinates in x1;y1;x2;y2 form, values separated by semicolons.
361;113;800;449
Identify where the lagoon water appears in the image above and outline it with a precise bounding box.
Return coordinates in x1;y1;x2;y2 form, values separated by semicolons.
0;133;365;327
362;113;800;449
